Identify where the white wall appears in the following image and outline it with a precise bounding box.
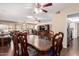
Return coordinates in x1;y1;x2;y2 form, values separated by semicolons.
77;23;79;37
52;13;67;48
51;4;79;48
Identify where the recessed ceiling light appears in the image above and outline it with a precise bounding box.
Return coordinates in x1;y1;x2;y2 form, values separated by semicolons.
27;16;33;18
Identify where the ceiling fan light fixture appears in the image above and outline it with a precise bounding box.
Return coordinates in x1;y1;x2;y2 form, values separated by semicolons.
34;8;42;14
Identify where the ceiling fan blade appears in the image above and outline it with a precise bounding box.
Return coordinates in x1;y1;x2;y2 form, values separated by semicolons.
42;9;48;13
43;3;52;7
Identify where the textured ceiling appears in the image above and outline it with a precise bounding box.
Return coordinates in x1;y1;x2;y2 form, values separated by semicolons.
0;3;72;23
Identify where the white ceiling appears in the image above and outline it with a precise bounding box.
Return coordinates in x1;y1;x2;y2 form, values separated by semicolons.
0;3;72;23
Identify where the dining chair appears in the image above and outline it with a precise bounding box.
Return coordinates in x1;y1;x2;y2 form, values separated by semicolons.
18;32;29;56
12;32;29;56
12;32;20;56
58;32;64;52
52;32;64;56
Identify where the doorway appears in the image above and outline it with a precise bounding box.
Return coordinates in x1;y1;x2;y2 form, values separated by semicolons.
63;13;79;56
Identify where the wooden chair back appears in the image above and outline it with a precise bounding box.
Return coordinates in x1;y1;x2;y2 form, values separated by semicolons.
12;32;29;56
52;32;64;56
12;32;20;56
18;32;29;56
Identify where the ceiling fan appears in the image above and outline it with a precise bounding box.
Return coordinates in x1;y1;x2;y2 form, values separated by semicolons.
34;3;52;13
